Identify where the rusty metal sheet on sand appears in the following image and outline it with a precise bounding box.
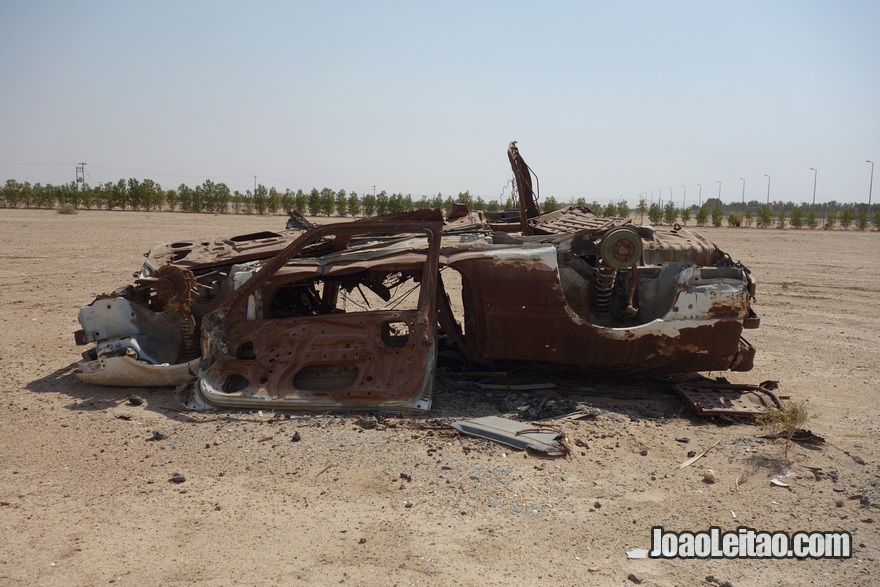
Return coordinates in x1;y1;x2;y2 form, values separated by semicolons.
674;382;783;417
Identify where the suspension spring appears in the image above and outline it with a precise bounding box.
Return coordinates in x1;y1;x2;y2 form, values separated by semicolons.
592;267;616;315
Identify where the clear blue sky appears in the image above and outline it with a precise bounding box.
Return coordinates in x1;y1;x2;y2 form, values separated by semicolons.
2;0;878;206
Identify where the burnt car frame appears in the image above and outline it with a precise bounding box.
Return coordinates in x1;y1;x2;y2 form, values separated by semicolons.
75;143;759;411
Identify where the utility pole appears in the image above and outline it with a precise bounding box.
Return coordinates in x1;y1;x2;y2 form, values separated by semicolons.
76;162;87;190
372;185;376;197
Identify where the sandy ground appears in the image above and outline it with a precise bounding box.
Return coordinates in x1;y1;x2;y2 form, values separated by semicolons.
1;208;879;586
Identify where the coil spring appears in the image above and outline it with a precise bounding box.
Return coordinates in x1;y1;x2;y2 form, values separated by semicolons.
592;267;616;315
181;316;199;359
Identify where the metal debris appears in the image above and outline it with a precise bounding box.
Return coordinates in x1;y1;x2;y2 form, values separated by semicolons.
674;382;782;417
450;416;568;456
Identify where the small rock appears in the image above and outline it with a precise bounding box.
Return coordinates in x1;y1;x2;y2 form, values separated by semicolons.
833;484;846;493
115;414;132;421
639;449;648;457
399;472;412;483
291;431;301;442
687;450;697;458
169;472;186;484
126;395;145;406
147;431;167;442
357;416;378;430
594;500;601;509
675;437;690;443
835;499;845;508
852;455;866;465
358;538;367;544
703;469;717;484
404;501;413;509
587;566;600;573
627;573;643;584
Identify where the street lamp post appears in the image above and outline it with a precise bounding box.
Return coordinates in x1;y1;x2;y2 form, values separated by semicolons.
740;177;746;215
681;185;686;212
764;174;771;206
716;180;721;201
867;160;875;210
810;167;818;206
697;183;702;207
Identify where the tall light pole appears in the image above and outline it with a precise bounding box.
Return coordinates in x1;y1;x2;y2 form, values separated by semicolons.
253;175;257;194
716;180;721;201
658;187;662;209
764;174;771;206
810;167;818;206
697;183;702;207
740;177;746;214
681;185;686;211
867;160;875;209
649;190;653;206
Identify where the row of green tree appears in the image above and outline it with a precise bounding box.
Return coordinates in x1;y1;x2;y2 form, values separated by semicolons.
2;178;878;229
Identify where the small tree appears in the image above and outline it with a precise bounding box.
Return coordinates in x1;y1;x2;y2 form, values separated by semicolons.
663;202;677;225
307;188;321;216
840;208;854;230
636;197;647;223
543;196;560;212
648;203;662;224
362;193;377;216
696;205;709;226
744;209;753;227
335;189;348;216
603;202;617;217
856;212;868;231
348;192;361;217
680;207;691;225
756;206;772;229
727;213;742;227
824;210;836;229
376;191;389;215
294;189;307;214
806;209;818;229
873;210;880;230
617;199;631;218
790;206;804;229
775;209;786;229
712;206;724;227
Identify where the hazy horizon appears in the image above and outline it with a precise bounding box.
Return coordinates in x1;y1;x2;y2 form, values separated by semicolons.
2;1;878;207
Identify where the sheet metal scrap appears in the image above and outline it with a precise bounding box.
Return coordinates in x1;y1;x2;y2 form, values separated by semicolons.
674;382;783;417
451;416;568;456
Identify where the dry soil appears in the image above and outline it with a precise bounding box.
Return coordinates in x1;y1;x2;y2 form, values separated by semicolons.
1;209;879;586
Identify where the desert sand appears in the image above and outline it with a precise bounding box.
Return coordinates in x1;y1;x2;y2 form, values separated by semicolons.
1;208;878;586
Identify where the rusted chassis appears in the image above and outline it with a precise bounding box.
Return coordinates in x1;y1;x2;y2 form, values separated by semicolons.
446;249;754;376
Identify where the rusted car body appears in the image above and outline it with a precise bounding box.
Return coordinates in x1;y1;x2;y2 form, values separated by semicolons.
74;144;759;411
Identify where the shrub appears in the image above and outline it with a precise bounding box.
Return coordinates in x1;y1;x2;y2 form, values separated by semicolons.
57;203;77;215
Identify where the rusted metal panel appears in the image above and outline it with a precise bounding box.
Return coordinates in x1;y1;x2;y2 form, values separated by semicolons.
190;222;443;411
448;243;753;374
674;382;783;416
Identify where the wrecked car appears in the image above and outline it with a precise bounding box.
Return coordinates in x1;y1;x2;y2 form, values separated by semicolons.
74;142;759;411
